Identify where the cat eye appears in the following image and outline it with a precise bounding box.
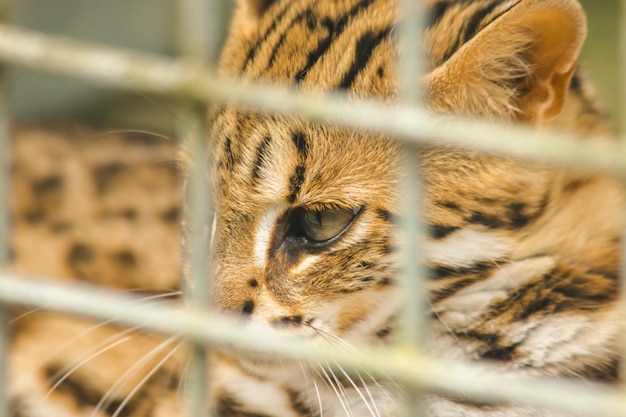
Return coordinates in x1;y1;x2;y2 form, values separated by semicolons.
297;207;357;243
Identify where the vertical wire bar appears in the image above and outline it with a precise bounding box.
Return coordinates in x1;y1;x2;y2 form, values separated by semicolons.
620;4;626;139
396;0;427;416
0;2;9;416
0;58;9;417
177;0;224;416
618;31;626;371
396;0;426;346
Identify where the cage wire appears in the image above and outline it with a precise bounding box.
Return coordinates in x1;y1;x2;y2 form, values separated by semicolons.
0;1;623;417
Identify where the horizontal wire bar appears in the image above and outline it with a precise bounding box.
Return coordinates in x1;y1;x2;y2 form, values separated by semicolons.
0;274;625;416
0;24;624;171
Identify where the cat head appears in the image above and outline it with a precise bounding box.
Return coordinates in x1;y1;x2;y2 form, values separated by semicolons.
210;0;589;372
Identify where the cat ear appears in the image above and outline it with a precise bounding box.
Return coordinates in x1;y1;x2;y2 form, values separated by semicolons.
426;0;586;123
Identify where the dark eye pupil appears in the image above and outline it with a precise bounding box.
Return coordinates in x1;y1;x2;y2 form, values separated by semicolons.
297;207;356;243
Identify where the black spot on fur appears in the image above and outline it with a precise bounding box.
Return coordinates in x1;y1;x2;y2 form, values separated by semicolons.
50;221;73;233
248;279;258;288
428;261;493;280
22;210;44;223
480;342;521;361
216;394;271;417
506;202;531;228
430;276;483;302
376;208;392;223
429;224;458;239
282;315;302;325
381;244;394;255
33;175;63;194
121;208;138;221
287;164;306;203
291;131;308;159
376;327;391;338
378;277;394;286
93;162;125;194
161;206;180;223
453;330;500;345
563;178;591;194
440;200;461;211
252;136;273;180
467;211;502;228
287;388;318;417
113;250;137;267
242;300;255;315
68;243;94;265
223;136;235;168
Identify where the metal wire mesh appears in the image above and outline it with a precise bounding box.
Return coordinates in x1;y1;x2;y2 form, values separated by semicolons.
0;1;624;417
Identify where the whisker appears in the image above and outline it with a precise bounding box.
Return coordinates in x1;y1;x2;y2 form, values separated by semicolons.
130;89;185;127
317;361;353;417
333;360;379;417
46;324;144;385
298;360;318;417
111;340;183;417
177;350;193;400
312;376;324;417
315;368;348;415
42;335;133;408
91;334;181;417
357;373;383;417
309;325;401;393
326;360;355;417
92;129;176;142
9;307;44;324
40;292;183;366
428;300;459;343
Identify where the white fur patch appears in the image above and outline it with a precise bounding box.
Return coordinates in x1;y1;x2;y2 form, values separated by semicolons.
293;255;320;274
254;206;285;268
425;229;514;267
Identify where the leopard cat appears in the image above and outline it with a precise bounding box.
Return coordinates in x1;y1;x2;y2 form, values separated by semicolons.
8;0;625;416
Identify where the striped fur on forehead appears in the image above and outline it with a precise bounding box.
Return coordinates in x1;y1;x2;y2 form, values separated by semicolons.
222;0;397;96
225;0;527;88
211;108;400;208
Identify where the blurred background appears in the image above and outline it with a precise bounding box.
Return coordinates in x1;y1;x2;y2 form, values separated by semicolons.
5;0;622;133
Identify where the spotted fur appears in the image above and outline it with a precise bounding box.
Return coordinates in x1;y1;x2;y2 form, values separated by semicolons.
9;126;186;417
